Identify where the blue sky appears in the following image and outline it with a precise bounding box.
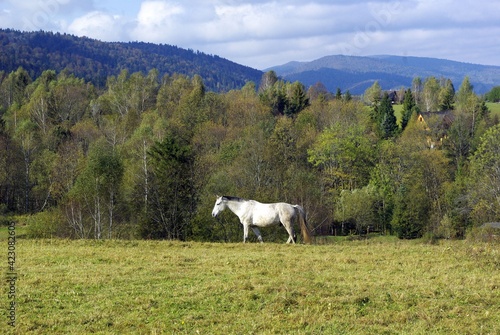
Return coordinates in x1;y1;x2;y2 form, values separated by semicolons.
1;0;500;70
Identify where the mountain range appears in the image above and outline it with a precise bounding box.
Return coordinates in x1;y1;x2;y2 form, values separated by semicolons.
1;29;499;95
267;55;500;95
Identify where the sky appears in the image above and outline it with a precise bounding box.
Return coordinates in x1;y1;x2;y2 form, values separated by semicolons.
1;0;500;70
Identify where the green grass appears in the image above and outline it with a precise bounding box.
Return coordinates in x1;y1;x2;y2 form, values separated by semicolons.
486;102;500;117
2;238;499;334
392;104;403;118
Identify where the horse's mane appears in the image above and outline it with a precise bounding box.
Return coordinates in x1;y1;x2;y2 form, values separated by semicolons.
222;196;246;202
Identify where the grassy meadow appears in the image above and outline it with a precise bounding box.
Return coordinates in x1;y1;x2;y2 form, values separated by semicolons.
2;235;499;334
486;101;500;116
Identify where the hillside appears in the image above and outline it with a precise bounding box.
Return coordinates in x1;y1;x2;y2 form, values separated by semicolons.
0;29;263;91
268;55;500;95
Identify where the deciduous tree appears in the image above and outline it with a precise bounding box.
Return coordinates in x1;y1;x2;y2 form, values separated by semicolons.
423;76;440;112
363;81;381;105
70;140;124;239
467;124;500;225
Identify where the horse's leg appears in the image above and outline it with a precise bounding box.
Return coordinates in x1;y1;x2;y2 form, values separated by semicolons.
251;227;263;243
243;223;249;243
282;220;296;244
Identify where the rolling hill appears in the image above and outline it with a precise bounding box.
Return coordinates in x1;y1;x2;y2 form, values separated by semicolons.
267;55;500;95
0;29;263;92
2;29;499;95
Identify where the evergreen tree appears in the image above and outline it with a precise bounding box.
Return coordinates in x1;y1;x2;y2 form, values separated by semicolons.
392;183;429;239
144;137;195;240
343;90;352;102
335;88;342;100
401;89;419;130
373;92;398;139
439;78;455;110
285;81;309;117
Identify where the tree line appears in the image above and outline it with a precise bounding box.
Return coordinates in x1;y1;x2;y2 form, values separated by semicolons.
0;66;499;241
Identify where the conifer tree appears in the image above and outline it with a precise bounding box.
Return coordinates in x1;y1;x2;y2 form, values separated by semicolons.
401;89;418;130
373;92;398;139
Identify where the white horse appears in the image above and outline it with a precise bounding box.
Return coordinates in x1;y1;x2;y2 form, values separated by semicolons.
211;196;312;244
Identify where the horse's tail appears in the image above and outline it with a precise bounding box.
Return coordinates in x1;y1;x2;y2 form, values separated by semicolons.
294;205;313;244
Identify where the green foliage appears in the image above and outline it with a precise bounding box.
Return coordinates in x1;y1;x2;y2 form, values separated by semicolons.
439;78;455;110
285;81;309;117
371;92;398;139
308;123;374;191
456;76;474;108
67;140;125;239
392;183;430;239
0;29;261;92
363;81;382;105
344;90;352;102
467;124;500;225
485;86;500;102
423;76;440;112
143;137;195;240
26;209;63;238
335;186;377;233
401;88;419;130
259;74;309;117
467;225;500;243
0;60;497;241
335;88;342;100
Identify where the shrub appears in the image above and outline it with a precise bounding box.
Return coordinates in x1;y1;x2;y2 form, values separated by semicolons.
466;225;500;243
26;209;64;238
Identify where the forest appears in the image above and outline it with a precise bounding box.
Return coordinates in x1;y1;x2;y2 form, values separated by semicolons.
0;29;262;92
0;65;499;241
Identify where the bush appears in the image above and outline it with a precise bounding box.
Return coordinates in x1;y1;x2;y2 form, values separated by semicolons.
26;209;64;238
0;215;13;226
466;225;500;243
436;214;459;239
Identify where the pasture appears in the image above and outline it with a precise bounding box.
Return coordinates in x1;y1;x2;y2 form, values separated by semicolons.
487;101;500;116
2;237;499;334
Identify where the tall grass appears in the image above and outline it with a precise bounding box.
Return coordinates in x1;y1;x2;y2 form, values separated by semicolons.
3;238;499;334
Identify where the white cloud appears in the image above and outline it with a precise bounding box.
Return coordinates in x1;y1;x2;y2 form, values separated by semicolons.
1;0;500;68
68;11;124;41
130;1;187;43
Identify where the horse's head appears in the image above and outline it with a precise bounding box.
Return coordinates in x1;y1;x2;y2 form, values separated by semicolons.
212;196;226;217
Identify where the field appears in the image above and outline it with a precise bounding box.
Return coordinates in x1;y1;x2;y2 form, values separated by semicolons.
2;235;499;334
487;101;500;116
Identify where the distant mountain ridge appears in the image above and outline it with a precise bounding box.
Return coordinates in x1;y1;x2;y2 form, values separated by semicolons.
2;29;498;95
268;55;500;94
0;29;263;92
